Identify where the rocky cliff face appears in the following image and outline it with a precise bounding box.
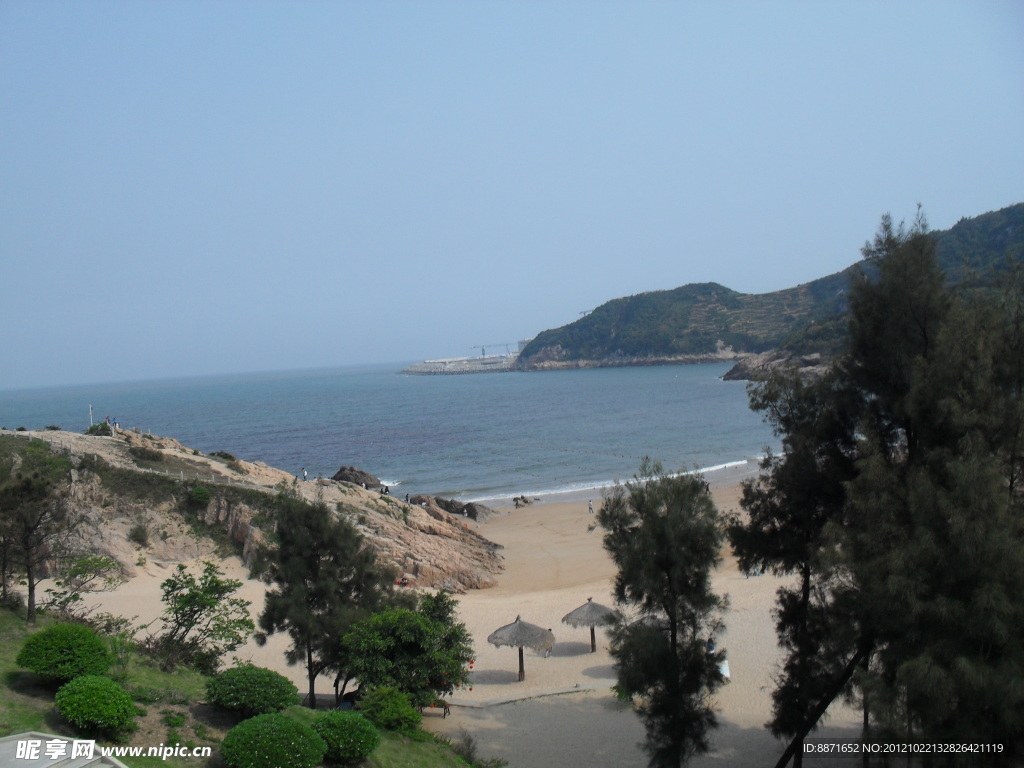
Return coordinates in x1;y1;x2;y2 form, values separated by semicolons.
356;495;503;591
15;429;505;592
66;472;222;578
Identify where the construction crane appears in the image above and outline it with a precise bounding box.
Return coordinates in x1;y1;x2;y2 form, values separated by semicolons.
470;343;515;357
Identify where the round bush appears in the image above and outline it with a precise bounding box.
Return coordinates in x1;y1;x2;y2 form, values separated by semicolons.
188;485;211;508
357;686;421;732
55;675;136;738
312;710;380;765
16;623;112;684
206;664;299;717
221;713;326;768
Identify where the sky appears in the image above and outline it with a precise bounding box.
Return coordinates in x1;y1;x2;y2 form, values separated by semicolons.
2;1;1022;390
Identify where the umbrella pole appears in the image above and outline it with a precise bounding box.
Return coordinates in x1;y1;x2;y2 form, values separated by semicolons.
590;625;597;653
518;646;525;681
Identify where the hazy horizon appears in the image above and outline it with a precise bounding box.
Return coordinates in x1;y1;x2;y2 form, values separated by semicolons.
3;2;1022;390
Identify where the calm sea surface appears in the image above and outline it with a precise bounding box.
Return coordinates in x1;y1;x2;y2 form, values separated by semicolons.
0;363;776;502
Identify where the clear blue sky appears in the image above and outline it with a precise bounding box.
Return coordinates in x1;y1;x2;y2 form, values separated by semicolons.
2;1;1022;389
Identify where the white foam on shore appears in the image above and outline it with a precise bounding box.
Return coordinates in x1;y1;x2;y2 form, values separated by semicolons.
465;456;762;505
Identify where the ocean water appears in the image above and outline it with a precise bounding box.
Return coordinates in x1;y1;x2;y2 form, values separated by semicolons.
0;362;776;502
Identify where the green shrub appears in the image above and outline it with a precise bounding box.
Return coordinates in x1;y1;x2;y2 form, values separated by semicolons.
128;522;149;547
311;710;380;765
357;686;421;732
221;713;326;768
85;423;112;436
205;664;299;717
188;485;211;508
55;675;137;739
2;589;25;611
16;623;112;684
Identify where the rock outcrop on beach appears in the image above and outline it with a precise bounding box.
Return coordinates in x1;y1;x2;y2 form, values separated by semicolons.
331;465;381;487
359;495;503;590
4;428;504;592
414;495;499;523
721;350;829;381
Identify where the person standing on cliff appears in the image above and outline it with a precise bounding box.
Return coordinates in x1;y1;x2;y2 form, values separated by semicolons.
302;467;308;482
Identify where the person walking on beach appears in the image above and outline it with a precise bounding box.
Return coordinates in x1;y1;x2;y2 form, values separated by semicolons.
588;500;594;514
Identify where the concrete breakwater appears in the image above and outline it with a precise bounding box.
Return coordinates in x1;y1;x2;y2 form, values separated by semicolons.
401;354;518;375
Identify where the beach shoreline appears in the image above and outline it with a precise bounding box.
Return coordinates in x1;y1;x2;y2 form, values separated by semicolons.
76;474;862;768
466;456;761;507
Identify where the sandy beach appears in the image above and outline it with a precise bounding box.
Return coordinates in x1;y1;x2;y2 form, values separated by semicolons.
81;478;863;768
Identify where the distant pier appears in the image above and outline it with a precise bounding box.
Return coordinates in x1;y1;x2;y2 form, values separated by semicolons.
401;354;518;375
402;340;532;375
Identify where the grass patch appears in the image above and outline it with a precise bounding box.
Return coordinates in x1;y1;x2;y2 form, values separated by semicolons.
79;454;183;505
129;446;165;466
0;435;74;485
367;731;471;768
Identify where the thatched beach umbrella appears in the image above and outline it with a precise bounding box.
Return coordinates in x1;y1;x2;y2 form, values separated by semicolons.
561;597;617;652
487;615;555;681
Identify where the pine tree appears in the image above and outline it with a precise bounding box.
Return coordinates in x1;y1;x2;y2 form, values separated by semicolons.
826;211;1023;762
748;212;1024;766
597;460;727;768
0;471;78;624
727;369;857;766
0;439;78;623
841;279;1024;758
256;491;395;707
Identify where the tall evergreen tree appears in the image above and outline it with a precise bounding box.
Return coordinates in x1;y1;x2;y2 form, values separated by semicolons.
256;491;395;708
839;248;1024;758
743;211;1024;766
0;439;77;623
0;473;78;624
597;460;727;768
843;208;950;460
727;369;857;766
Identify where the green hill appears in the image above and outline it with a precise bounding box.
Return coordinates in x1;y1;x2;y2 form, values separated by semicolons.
516;203;1024;372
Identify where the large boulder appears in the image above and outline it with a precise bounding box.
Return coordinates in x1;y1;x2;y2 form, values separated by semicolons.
722;350;828;381
416;496;498;523
331;466;381;487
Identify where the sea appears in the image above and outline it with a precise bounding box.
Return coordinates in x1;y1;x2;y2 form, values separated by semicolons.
0;362;777;503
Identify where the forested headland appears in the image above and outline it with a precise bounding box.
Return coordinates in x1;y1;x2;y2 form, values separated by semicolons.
516;202;1023;377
